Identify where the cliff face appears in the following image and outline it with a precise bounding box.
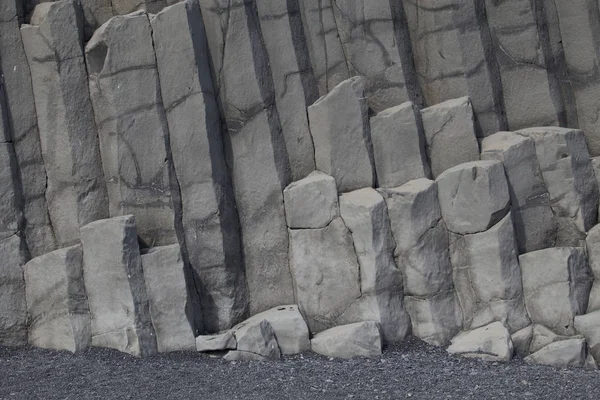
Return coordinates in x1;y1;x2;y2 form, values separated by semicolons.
2;0;600;364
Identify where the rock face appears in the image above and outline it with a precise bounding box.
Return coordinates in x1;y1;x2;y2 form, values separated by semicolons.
21;0;108;248
85;12;177;248
80;216;157;357
369;102;430;188
151;0;247;333
519;247;593;335
447;322;513;362
283;171;339;229
574;310;600;362
196;331;236;353
308;76;376;192
224;319;281;361
0;235;28;346
23;245;90;353
586;225;600;312
311;321;382;359
525;338;587;368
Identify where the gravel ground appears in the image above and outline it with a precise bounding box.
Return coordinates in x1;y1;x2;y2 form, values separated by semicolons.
1;337;599;400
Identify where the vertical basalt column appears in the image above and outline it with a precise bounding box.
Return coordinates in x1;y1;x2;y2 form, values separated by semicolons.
111;0;168;15
150;0;248;332
199;0;294;314
21;0;109;249
0;0;56;257
85;11;177;248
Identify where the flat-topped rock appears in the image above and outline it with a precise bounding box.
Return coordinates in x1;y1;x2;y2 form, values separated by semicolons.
283;172;339;229
525;338;587;368
311;321;382;359
447;322;513;362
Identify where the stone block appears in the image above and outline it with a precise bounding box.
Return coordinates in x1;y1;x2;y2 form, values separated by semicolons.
283;171;338;229
447;322;513;362
311;321;382;359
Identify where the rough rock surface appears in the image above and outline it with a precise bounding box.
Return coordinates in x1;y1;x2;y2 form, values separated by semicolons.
585;225;600;312
283;171;338;229
525;338;587;368
447;322;513;362
369;102;430;188
0;235;27;346
196;331;236;353
574;310;600;362
23;245;90;353
308;76;375;192
519;247;593;335
511;325;533;356
80;216;157;357
311;321;382;359
529;324;573;354
224;319;280;361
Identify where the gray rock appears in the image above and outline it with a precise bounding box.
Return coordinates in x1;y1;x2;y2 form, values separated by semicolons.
23;245;90;353
585;352;598;370
151;0;248;332
530;324;573;354
297;0;349;96
289;218;360;333
585;225;600;312
80;216;157;357
283;172;339;229
308;76;376;193
311;321;382;359
525;338;587;368
21;1;109;248
141;245;195;353
0;143;22;242
370;102;430;188
437;160;510;235
196;331;236;353
519;247;593;335
0;235;27;346
112;0;167;14
78;0;113;39
574;310;600;363
227;319;280;361
511;325;533;356
256;0;317;181
517;127;599;245
481;131;557;253
450;213;530;332
85;12;177;248
447;322;513;362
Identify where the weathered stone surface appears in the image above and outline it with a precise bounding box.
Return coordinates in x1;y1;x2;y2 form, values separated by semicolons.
339;188;411;343
332;0;416;112
585;352;598;370
370;102;430;188
308;76;375;193
525;338;587;368
283;171;338;229
0;0;56;257
481;131;557;253
256;0;317;181
585;225;600;312
21;1;108;248
517;127;599;245
447;322;513;362
85;12;177;248
437;160;510;235
231;305;310;355
199;0;293;315
0;143;21;242
450;213;530;332
141;245;195;353
23;245;90;353
0;235;27;346
404;291;463;347
151;0;247;332
311;321;382;359
225;319;280;361
529;324;573;354
511;325;533;356
574;310;600;362
196;331;236;353
80;216;157;357
298;0;349;96
112;0;167;15
421;97;480;178
289;218;361;333
520;247;593;335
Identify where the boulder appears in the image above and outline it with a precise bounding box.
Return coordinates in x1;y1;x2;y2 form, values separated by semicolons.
141;245;195;353
85;12;177;248
447;322;513;362
585;225;600;312
0;235;27;346
311;321;382;359
283;172;339;229
370;102;430;188
436;160;510;235
525;338;587;368
196;331;236;353
511;325;533;356
481;131;557;253
574;310;600;362
530;324;573;354
23;245;90;353
224;320;280;361
404;291;463;347
80;216;157;357
151;0;247;332
420;97;480;177
308;76;376;193
586;352;598;370
517;127;599;245
519;247;593;335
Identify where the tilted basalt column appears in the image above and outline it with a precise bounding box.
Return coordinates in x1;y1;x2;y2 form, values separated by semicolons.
0;0;56;257
21;0;109;249
85;11;177;248
199;0;294;314
151;0;248;332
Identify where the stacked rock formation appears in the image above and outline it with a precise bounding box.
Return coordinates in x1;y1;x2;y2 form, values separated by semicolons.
3;0;600;368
